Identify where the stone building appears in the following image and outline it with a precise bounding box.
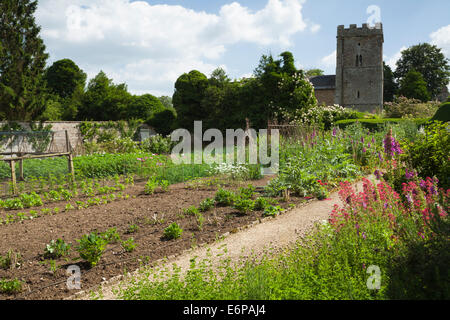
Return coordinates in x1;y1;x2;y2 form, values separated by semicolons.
311;23;384;112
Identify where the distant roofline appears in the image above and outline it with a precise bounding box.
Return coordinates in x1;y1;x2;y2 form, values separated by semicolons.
308;74;336;90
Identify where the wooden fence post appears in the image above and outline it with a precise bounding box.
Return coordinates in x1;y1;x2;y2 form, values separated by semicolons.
10;160;17;195
19;158;24;181
65;130;75;183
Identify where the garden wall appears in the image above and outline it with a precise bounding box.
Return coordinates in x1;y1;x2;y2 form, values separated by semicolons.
0;121;156;154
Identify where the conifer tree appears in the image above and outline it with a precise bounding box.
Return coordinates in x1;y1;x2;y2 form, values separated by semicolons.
0;0;49;120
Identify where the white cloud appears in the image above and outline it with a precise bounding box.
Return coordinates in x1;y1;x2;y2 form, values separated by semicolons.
36;0;314;95
320;50;336;69
385;46;407;70
430;24;450;56
310;23;321;34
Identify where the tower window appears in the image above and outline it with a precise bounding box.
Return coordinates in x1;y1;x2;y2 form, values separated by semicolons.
359;55;363;66
357;91;360;99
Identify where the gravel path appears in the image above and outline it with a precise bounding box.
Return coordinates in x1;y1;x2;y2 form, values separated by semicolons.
71;179;367;300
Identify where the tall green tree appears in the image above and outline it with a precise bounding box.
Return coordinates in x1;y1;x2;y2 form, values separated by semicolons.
172;70;209;131
44;59;86;99
0;0;49;120
126;94;165;121
78;71;131;121
252;51;316;125
42;59;87;120
394;43;450;98
384;62;398;102
158;96;173;109
398;70;431;102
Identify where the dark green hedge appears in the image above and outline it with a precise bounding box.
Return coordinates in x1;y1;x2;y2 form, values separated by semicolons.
431;102;450;123
335;118;430;130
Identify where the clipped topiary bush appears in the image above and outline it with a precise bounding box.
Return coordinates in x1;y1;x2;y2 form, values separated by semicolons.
335;118;430;131
431;102;450;123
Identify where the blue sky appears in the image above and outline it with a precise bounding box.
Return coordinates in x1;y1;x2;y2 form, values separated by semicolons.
35;0;450;96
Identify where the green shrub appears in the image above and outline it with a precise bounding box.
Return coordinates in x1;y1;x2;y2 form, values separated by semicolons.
140;134;175;154
76;232;108;267
233;198;255;215
402;121;450;189
44;239;71;259
163;223;183;240
199;198;215;212
214;189;236;206
335;118;429;131
383;96;439;118
431;102;450;122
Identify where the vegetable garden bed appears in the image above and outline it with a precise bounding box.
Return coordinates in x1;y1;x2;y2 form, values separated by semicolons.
0;175;307;300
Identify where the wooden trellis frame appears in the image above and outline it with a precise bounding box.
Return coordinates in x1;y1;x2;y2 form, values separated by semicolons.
1;130;75;195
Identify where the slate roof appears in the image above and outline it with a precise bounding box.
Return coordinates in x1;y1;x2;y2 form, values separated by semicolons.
308;75;336;90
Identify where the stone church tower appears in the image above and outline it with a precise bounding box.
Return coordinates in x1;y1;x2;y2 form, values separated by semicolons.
335;23;384;112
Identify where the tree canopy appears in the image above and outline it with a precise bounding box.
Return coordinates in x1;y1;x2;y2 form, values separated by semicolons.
383;62;398;103
0;0;49;120
172;70;209;131
305;69;325;77
394;43;450;98
77;71;132;121
398;70;431;102
44;59;87;99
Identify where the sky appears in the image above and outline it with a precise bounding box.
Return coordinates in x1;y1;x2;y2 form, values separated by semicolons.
35;0;450;97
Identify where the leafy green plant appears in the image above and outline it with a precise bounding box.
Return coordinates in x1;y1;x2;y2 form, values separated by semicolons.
214;189;236;206
163;223;183;240
238;185;256;200
0;250;22;270
233;198;255;215
102;228;121;244
126;224;139;234
47;190;61;201
121;238;137;252
402;121;450;189
159;180;170;192
44;239;71;259
76;232;108;267
0;279;22;294
65;203;75;211
144;178;158;195
254;197;270;211
263;205;283;217
183;206;199;216
195;212;205;231
199;198;215;212
3;198;24;210
60;189;73;201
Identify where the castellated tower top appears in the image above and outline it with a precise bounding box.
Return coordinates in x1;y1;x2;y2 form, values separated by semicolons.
334;23;384;112
337;23;383;37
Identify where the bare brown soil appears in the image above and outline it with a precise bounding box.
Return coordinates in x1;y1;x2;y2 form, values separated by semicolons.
0;176;306;300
